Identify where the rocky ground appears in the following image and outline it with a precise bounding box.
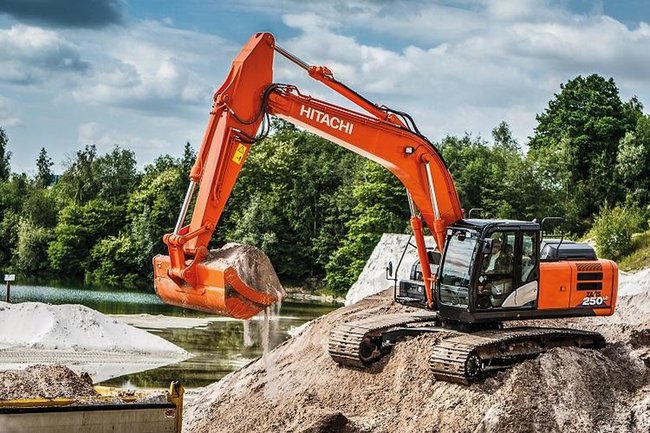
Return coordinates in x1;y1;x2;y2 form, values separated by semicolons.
183;275;650;433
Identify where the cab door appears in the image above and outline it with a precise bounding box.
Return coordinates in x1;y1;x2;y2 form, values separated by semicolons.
500;230;539;308
475;230;516;310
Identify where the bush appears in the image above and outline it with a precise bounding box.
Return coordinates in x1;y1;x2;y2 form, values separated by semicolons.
14;219;53;275
591;205;644;260
86;235;141;289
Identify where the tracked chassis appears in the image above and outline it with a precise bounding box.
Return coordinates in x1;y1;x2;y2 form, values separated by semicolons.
328;313;606;384
328;312;440;368
429;327;606;384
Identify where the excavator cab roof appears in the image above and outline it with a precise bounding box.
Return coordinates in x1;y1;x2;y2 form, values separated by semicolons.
452;219;541;233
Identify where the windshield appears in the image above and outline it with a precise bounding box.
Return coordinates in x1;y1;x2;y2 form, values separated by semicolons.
439;230;477;307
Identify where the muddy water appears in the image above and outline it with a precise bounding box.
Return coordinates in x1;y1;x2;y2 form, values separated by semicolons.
10;284;338;389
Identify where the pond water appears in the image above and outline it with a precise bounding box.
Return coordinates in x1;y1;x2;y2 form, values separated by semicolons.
8;284;338;389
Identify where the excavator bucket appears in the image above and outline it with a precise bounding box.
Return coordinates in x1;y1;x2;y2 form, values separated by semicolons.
153;244;286;320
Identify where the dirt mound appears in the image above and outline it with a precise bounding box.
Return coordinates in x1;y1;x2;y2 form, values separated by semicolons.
475;344;647;433
0;365;97;400
205;243;285;299
183;287;650;433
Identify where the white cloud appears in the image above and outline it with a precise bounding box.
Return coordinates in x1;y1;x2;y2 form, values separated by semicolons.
482;0;555;21
3;0;650;173
78;122;168;151
71;20;234;113
0;24;88;84
273;3;650;144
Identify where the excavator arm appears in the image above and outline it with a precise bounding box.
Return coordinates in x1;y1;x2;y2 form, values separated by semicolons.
153;32;463;319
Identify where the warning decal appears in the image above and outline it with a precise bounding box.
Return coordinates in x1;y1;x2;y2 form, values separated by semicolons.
232;143;247;164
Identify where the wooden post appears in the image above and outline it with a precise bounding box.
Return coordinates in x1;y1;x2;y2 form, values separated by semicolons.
3;274;14;303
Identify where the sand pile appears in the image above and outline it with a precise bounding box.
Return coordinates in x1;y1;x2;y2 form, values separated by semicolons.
345;234;434;306
184;281;650;433
0;302;190;382
0;302;187;355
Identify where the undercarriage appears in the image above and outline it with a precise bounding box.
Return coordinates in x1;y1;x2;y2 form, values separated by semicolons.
328;312;605;384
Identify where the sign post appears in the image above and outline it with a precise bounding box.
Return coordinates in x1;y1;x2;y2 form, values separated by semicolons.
4;274;15;303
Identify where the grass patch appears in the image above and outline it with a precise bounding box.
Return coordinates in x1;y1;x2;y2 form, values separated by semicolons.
619;230;650;271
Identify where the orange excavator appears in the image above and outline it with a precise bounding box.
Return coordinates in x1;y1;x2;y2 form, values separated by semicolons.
153;32;618;383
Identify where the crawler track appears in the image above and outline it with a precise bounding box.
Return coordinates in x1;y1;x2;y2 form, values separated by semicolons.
328;312;439;368
330;315;606;385
429;327;606;384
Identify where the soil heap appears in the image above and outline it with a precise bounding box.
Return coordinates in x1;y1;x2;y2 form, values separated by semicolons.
0;365;97;400
184;272;650;433
205;243;286;300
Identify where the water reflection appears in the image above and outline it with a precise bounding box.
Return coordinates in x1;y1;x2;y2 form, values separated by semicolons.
11;284;338;389
10;284;194;316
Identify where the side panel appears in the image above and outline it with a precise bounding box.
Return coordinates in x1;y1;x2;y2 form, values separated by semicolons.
538;261;573;309
568;260;617;316
0;405;177;433
538;259;617;315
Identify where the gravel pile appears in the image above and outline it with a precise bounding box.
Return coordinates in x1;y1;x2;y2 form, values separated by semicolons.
184;284;650;433
0;365;97;400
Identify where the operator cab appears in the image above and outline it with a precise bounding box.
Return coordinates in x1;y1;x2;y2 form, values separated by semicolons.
396;219;539;314
436;219;541;322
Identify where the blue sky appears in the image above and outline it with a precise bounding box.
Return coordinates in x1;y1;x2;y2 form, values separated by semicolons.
1;0;650;173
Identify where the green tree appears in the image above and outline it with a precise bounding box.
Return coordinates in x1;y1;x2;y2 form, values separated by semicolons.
48;199;123;276
35;147;54;188
0;211;19;270
492;121;519;152
93;146;139;205
180;142;196;178
14;219;53;275
325;160;409;293
86;235;141;288
590;205;644;260
0;173;27;215
124;166;186;278
128;168;185;241
0;174;28;270
21;188;58;228
529;74;641;232
58;144;98;204
0;127;10;182
616;114;650;208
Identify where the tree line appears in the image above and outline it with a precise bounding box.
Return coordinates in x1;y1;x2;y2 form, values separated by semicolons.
0;74;648;294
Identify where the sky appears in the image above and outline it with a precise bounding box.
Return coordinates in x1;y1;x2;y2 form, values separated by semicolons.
1;0;650;174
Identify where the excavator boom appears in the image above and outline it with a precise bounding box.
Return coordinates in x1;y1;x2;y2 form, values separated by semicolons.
153;32;463;319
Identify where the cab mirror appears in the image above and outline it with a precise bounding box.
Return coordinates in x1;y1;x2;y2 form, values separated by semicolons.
482;239;493;254
385;261;394;279
427;251;441;266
